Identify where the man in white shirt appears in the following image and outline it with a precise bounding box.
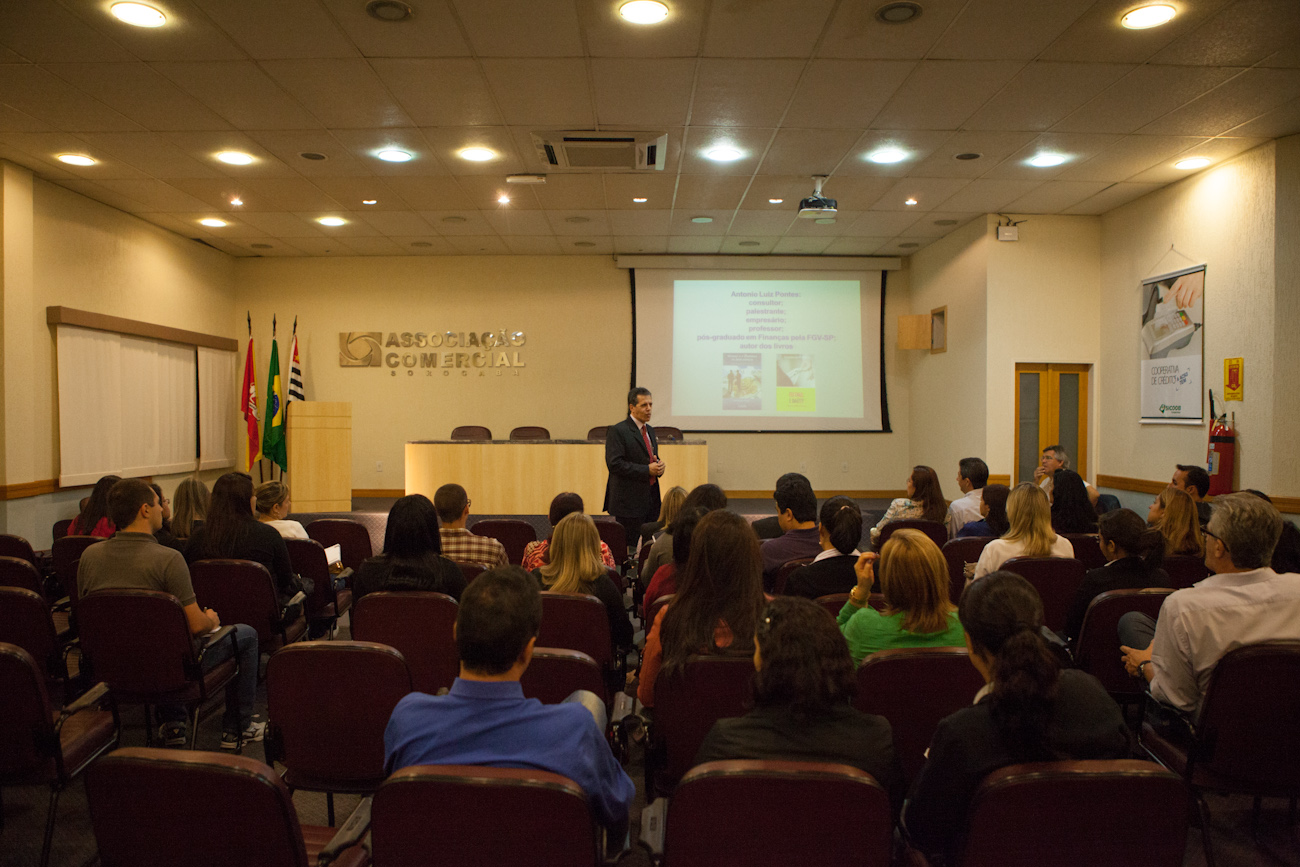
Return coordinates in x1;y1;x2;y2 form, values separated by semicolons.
947;457;988;539
1120;492;1300;717
1034;445;1100;506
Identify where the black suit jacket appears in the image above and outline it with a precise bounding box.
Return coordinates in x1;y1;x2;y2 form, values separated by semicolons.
1063;556;1169;641
603;416;661;519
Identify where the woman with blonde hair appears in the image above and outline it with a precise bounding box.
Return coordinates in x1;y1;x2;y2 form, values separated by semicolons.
533;512;633;653
254;480;308;540
171;477;210;541
641;485;687;543
1147;486;1204;557
838;529;965;664
973;483;1073;579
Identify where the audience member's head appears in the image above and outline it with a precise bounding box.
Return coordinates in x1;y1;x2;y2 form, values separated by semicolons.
75;474;122;534
108;478;159;531
171;478;210;539
878;529;957;634
752;596;857;716
979;484;1011;536
254;480;292;520
773;472;817;526
382;494;443;560
957;457;990;492
1004;483;1056;556
1149;486;1203;557
819;496;863;556
1243;490;1300;573
959;571;1059;760
434;483;469;524
1206;492;1283;572
909;465;948;524
661;510;765;676
1097;508;1164;571
670;506;708;568
455;566;542;676
539;512;605;593
1172;464;1210;501
1040;445;1070;473
148;482;171;524
681;483;728;514
547;492;584;528
656;485;687;528
199;472;256;556
1049;469;1097;534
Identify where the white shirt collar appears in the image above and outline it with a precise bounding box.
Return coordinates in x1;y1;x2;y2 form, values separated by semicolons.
812;547;858;563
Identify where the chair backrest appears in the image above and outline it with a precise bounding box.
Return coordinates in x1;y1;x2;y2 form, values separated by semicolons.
666;760;893;867
305;519;373;573
815;592;851;618
284;538;334;615
586;425;608;441
1162;554;1210;589
999;557;1087;633
86;747;310;867
1074;590;1171;700
53;535;105;604
854;647;986;782
52;519;73;541
1192;641;1300;790
959;760;1189;867
0;642;56;779
521;648;608;707
879;519;947;551
0;587;62;680
654;654;755;787
265;641;412;792
655;426;684;441
0;555;44;596
772;557;814;595
450;425;492;440
351;591;459;695
509;425;550;440
471;519;538;565
0;533;37;565
76;590;198;696
1063;534;1106;570
458;562;485;584
372;765;600;867
593;519;627;558
942;537;995;604
189;559;281;649
646;593;674;631
538;592;612;667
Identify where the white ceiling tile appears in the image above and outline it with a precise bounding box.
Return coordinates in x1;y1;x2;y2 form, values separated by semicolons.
1001;181;1114;213
932;178;1042;213
189;0;358;60
372;59;502;127
75;131;225;178
727;210;798;235
356;210;436;236
338;236;407;256
481;59;594;128
1052;65;1243;135
608;209;673;235
446;235;512;254
579;0;704;58
782;61;916;129
1259;46;1300;68
757;128;861;176
1055;135;1205;182
232;178;344;212
421;127;526;175
1148;0;1300;67
321;0;472;57
847;211;925;236
160;132;299;177
691;59;804;127
672;175;751;211
217;211;321;236
92;179;218;212
0;132;150;179
816;176;898;209
505;236;564;255
546;211;612;236
785;213;861;236
602;173;678;209
284;236;350;255
68;0;244;61
484;210;554;235
678;127;773;174
297;212;380;237
327;128;446;176
1140;67;1300;136
1126;136;1270;183
668;236;724;254
242;131;371;177
901;213;983;237
591;59;696;127
1226;98;1300;138
739;176;822;210
702;0;836;58
456;176;540;209
819;0;966;60
153;62;323;130
0;104;53;133
54;178;148;211
982;132;1124;179
882;238;934;255
771;236;832;254
260;60;414;129
529;175;608;210
833;130;956;177
903;131;1036;178
558;237;613;255
824;237;890;255
0;2;133;62
613;236;669;254
243;244;303;257
386;177;476;210
668;210;731;235
963;62;1134;132
1040;0;1235;64
44;63;233;131
872;61;1025;130
869;177;972;212
167;177;273;211
719;237;780;254
1061;182;1164;215
419;211;498;236
388;236;458;254
451;0;583;57
0;65;139;131
929;0;1095;60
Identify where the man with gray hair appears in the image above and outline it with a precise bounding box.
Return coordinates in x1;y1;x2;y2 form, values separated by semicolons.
1034;444;1099;505
1120;492;1300;716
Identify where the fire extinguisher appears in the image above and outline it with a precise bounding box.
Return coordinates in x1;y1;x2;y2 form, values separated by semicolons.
1206;390;1236;496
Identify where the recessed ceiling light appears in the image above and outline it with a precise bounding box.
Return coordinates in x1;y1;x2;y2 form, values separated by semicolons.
216;151;255;165
497;194;510;204
876;2;922;24
738;241;761;247
867;147;908;164
458;147;496;162
230;197;243;206
768;198;784;204
619;1;669;24
632;197;648;203
299;152;328;161
933;219;958;226
899;242;921;248
199;218;227;227
904;198;918;206
110;2;166;27
705;146;743;162
1121;4;1176;29
954;152;983;161
318;217;346;227
1175;157;1211;170
1028;153;1068;167
366;0;413;21
376;149;413;163
691;216;713;223
574;241;597;247
56;154;96;166
565;216;591;224
411;241;434;247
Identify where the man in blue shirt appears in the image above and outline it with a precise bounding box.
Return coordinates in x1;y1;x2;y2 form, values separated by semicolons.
384;565;635;834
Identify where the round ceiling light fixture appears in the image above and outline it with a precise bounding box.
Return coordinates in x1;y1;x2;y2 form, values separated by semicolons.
57;153;97;166
1121;4;1176;29
299;152;328;161
362;199;378;205
230;197;243;206
815;218;836;225
411;241;434;247
216;151;255;165
904;198;918;206
199;218;227;227
768;198;784;204
954;152;983;161
574;241;598;247
867;146;908;164
876;2;922;24
110;3;166;27
366;0;414;22
376;149;413;162
705;146;743;162
497;194;510;204
619;1;669;24
458;147;497;162
1028;152;1068;167
632;197;648;203
318;216;347;227
738;241;761;247
1174;157;1211;170
690;216;714;223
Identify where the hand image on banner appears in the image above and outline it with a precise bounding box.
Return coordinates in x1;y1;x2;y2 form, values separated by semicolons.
263;337;288;472
1139;265;1205;424
241;333;261;471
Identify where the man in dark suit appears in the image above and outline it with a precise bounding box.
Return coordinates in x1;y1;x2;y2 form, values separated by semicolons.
604;387;664;553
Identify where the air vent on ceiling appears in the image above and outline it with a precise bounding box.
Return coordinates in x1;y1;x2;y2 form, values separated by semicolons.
531;130;667;171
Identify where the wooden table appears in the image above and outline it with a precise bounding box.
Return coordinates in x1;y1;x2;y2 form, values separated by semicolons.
405;440;709;515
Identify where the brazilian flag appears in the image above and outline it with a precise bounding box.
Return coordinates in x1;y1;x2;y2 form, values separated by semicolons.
262;339;288;472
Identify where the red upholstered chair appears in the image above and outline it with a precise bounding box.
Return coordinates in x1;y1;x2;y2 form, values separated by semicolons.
772;557;814;595
521;648;608;708
655;426;684;441
52;535;105;606
586;426;608;441
76;589;241;750
1072;589;1171;705
647;654;754;795
815;592;852;618
1064;533;1106;570
0;555;45;596
954;760;1189;867
306;519;374;575
51;519;72;542
371;765;601;867
1162;554;1210;589
285;538;353;632
471;519;538;565
0;533;38;566
86;747;369;867
450;425;492;440
878;519;947;551
539;592;614;670
458;562;485;584
190;559;307;655
0;643;119;867
1139;641;1300;867
942;537;994;604
854;647;986;783
1000;556;1087;634
351;591;459;695
265;640;412;827
509;425;550;440
594;519;628;561
0;587;73;686
663;760;892;867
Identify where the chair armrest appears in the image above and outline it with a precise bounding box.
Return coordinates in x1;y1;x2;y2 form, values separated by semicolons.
317;796;372;866
610;692;637;726
195;625;237;663
61;681;110;717
638;798;668;862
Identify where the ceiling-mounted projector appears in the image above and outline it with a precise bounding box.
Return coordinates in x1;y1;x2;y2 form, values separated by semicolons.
798;175;837;218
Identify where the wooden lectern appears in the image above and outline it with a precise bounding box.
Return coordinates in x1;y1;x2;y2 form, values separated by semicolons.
286;402;352;512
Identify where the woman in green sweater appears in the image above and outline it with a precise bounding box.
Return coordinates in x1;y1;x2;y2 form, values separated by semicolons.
838;528;965;665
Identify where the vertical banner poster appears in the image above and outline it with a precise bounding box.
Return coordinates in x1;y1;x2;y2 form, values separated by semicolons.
1139;265;1205;423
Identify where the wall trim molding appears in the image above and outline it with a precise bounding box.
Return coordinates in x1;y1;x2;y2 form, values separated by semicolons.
1097;474;1168;495
0;479;60;500
726;489;906;500
47;306;238;352
987;474;1011;487
352;488;404;498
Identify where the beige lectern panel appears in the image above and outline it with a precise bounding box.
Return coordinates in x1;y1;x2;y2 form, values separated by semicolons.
287;402;352;512
405;441;708;515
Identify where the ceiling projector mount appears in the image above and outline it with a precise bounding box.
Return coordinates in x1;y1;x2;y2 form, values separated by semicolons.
798;176;837;218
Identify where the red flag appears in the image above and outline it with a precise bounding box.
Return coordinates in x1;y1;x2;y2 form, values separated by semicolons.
242;337;262;470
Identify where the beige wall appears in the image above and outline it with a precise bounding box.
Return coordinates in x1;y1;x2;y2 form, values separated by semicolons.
1271;135;1300;496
